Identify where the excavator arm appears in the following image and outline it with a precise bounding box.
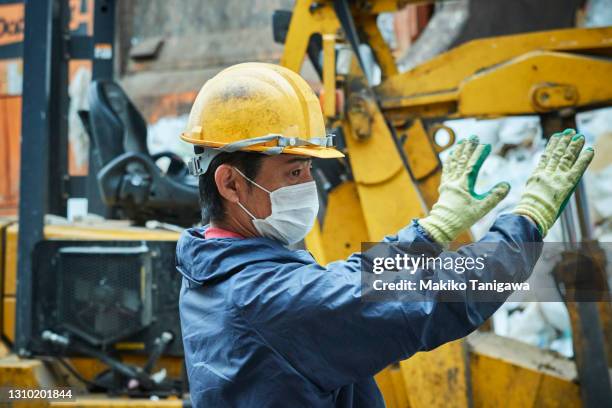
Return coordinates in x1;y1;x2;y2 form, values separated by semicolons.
279;1;612;407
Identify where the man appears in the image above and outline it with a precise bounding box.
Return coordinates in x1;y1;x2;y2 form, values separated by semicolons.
177;63;593;407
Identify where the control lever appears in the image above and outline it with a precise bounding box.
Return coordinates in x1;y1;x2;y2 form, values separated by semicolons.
42;330;155;389
143;331;174;374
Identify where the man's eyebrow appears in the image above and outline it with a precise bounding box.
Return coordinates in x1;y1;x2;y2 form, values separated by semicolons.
286;157;312;164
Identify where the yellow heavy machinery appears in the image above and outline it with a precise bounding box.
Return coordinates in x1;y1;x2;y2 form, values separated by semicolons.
0;0;610;407
275;1;612;407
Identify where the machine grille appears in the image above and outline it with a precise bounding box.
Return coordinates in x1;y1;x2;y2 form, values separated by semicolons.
56;244;153;347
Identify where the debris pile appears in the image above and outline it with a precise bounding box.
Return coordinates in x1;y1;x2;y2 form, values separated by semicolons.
444;107;612;357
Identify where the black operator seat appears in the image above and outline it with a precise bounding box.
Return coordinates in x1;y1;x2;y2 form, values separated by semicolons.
81;79;200;227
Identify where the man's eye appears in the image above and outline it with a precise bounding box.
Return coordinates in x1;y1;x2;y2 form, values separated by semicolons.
291;169;301;177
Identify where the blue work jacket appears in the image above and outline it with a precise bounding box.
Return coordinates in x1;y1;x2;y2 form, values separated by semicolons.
177;214;542;407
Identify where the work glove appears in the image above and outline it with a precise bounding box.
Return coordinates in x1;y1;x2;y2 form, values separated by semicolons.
419;135;511;243
513;128;594;238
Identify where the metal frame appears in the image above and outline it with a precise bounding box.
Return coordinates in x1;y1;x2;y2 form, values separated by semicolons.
15;0;115;355
543;115;612;407
87;0;115;216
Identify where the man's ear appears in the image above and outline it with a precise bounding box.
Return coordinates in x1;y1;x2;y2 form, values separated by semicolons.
214;165;241;204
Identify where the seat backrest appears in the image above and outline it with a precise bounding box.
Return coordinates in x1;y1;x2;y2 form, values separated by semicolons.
88;80;149;168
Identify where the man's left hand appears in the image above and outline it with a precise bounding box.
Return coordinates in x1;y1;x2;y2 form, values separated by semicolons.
419;135;511;243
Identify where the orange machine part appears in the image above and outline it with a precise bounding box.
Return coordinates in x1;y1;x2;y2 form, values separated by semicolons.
0;96;21;216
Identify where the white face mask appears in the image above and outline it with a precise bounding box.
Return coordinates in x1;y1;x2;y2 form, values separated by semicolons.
233;167;319;245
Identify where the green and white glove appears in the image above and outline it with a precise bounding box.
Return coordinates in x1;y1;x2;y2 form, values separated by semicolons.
419;135;511;243
513;128;594;238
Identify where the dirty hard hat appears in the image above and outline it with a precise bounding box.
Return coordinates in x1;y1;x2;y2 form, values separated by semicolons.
182;62;344;176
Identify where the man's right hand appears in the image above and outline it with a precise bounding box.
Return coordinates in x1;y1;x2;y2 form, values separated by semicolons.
513;128;594;237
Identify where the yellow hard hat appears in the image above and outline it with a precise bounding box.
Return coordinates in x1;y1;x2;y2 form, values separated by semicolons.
182;62;344;175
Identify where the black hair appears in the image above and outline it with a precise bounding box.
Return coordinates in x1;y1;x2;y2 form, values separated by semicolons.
198;149;265;224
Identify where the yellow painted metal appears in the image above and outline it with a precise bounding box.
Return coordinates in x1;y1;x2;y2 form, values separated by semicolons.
388;364;410;408
374;368;401;408
399;119;475;248
114;342;146;351
280;0;339;73
468;332;581;407
0;219;15;344
0;217;15;227
1;221;184;384
310;0;428;15
0;353;184;407
381;90;458;120
367;0;425;13
323;33;337;118
359;14;398;79
400;340;469;408
354;167;426;241
346;91;377;141
3;297;15;342
277;2;612;407
7;222;179;241
374;365;411;408
402;119;440;189
3;222;18;297
281;0;422;74
1;219;17;346
0;355;61;407
531;84;579;112
68;354;184;385
427;124;456;154
0;352;185;407
459;51;612;116
2;221;179;343
378;26;612;106
305;181;369;264
280;2;469;404
342;106;426;240
304;222;327;265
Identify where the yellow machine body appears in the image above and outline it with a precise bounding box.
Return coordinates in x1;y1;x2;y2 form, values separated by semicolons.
281;0;612;406
0;218;184;407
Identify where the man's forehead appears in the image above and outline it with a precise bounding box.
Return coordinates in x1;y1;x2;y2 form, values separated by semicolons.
263;155;312;166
